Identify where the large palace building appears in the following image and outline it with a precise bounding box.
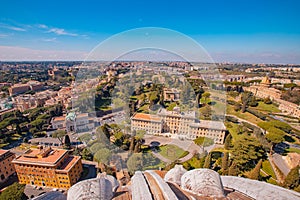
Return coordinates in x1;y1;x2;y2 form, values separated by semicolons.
131;108;227;144
0;150;16;183
245;76;282;100
12;147;82;189
245;76;300;118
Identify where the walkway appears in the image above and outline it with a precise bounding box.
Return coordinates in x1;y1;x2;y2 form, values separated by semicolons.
144;135;207;163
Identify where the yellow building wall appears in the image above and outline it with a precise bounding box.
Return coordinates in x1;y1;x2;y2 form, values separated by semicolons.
14;158;83;189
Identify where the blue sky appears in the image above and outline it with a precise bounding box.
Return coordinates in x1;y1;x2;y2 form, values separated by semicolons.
0;0;300;63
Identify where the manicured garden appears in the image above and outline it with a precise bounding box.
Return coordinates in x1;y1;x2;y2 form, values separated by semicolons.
159;144;189;161
254;102;281;113
227;104;264;124
224;122;244;141
285;147;300;154
261;160;276;179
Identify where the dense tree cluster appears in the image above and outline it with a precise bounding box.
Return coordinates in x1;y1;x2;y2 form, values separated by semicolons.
126;153;161;174
0;104;63;146
244;159;262;180
231;135;265;171
281;88;300;105
282;166;300;192
0;183;27;200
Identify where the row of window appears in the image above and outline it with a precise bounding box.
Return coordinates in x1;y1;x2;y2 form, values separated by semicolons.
0;167;14;173
16;164;55;169
134;124;161;129
18;173;55;178
194;132;223;138
19;176;72;187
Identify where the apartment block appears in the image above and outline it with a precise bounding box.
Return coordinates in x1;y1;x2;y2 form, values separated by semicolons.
12;147;82;189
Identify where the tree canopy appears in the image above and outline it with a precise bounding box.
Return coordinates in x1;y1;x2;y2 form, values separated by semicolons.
244;159;262;180
0;183;27;200
283;166;300;191
52;130;67;143
127;153;144;174
231;135;265;171
94;148;111;164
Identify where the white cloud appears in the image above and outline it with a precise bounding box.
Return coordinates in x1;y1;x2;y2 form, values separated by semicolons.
38;24;48;29
0;24;26;32
37;24;85;37
0;46;88;61
47;28;78;36
0;34;9;38
41;37;57;42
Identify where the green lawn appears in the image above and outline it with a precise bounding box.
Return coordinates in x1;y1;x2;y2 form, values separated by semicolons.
210;147;228;153
200;97;211;104
227;105;263;124
254;102;281;113
285;147;300;154
224;122;243;141
143;161;166;170
138;104;149;113
159;144;189;161
261;160;276;179
79;133;93;143
211;101;226;115
166;102;177;111
194;137;214;147
267;178;278;185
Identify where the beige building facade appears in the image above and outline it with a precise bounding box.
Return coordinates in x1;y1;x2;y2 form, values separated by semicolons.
245;76;300;118
131;108;226;144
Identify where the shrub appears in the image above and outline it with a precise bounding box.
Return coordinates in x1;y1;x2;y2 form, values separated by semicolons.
226;116;239;123
246;108;267;120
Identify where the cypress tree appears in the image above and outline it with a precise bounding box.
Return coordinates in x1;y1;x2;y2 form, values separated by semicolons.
203;153;211;168
221;152;229;175
224;134;232;150
64;135;71;149
245;159;262;180
228;162;239;176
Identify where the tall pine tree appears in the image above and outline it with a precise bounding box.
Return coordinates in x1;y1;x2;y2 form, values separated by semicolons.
244;159;262;180
221;152;229;175
203;153;212;169
228;162;240;176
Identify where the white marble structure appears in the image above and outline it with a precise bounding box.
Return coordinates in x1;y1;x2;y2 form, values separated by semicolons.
164;164;187;186
67;173;119;200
